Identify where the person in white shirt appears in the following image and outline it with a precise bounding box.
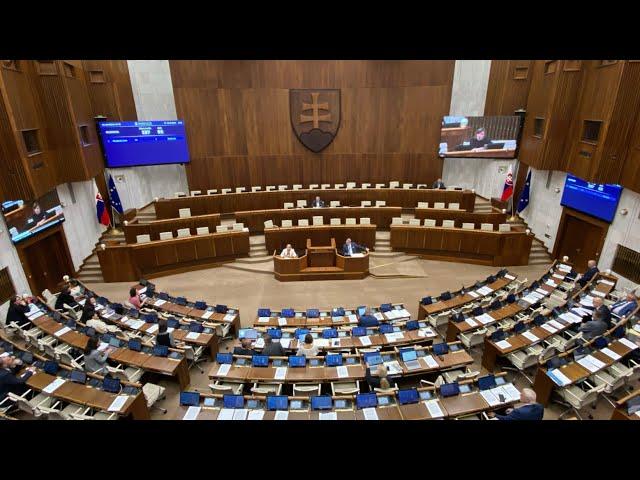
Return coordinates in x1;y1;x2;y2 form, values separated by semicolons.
280;244;298;258
296;334;320;357
611;292;638;318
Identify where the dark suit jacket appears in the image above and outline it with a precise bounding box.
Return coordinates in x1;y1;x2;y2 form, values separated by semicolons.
0;368;33;400
342;242;366;256
595;304;612;325
496;403;544;420
55;292;78;311
233;347;257;356
579;318;608;340
6;303;30;327
578;267;599;287
311;199;325;207
432;181;445;189
261;342;285;357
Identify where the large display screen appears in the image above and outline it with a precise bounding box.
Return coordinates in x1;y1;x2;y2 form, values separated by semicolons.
98;120;190;168
2;190;65;244
560;174;623;223
438;115;521;159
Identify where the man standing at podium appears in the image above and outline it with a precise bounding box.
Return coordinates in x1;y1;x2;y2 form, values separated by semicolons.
280;244;298;258
342;238;369;256
311;196;325;208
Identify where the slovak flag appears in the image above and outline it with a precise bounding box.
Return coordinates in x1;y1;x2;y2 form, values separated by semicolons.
500;164;514;202
95;181;111;226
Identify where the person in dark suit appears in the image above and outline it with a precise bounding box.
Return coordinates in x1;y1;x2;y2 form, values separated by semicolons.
432;178;445;189
577;260;599;288
365;364;389;391
79;296;97;324
490;388;544;420
590;296;611;326
579;310;608;341
0;356;36;400
469;128;492;150
611;292;638;318
311;196;325;208
233;338;257;356
5;295;31;328
55;286;78;311
261;334;285;357
342;238;369;257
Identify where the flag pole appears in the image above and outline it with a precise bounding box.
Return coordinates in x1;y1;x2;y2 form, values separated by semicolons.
508;160;519;222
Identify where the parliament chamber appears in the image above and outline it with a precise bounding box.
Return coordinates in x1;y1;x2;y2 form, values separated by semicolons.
1;58;639;426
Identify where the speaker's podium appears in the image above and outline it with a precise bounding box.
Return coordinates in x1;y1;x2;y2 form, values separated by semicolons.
273;238;369;281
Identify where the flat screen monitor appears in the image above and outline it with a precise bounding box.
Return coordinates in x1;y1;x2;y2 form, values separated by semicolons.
398;388;420;405
223;394;244;409
216;353;233;364
326;353;343;366
69;370;87;384
356;392;378;409
310;395;333;410
44;361;59;375
102;376;121;393
400;349;418;362
351;327;366;337
357;306;367;316
439;115;520;159
289;355;306;368
266;395;288;411
364;352;383;366
432;343;449;356
98;120;190;167
2;190;65;244
239;328;259;340
252;355;269;367
478;375;497;391
440;382;460;398
153;345;169;357
180;391;201;407
560;174;623;223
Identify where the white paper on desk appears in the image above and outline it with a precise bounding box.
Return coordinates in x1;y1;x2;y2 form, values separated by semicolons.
224;314;235;321
274;367;287;380
27;310;45;320
274;410;289;420
618;338;639;350
396;309;411;318
504;274;516;280
424;400;444;418
530;291;545;300
359;336;372;346
465;318;478;327
337;366;349;378
580;296;594;307
201;310;214;320
138;287;147;294
422;355;439;369
253;338;265;349
384;332;403;342
186;332;200;340
545;279;557;287
477;286;493;295
277;317;288;326
154;299;167;306
351;253;364;258
279;338;291;349
167;327;175;334
467;291;480;298
146;324;159;334
635;324;640;334
497;383;521;402
552;273;565;280
520;295;536;305
541;323;558;334
97;342;109;352
247;410;265;420
571;307;592;317
347;314;358;324
216;364;231;377
385;310;399;320
522;331;540;343
373;312;384;320
232;409;248;420
385;360;403;375
560;312;583;324
536;288;550;296
216;408;234;420
43;378;66;394
599;279;614;286
495;339;512;350
257;316;270;323
585;355;606;370
95;303;105;311
476;313;495;325
480;389;501;406
591;290;606;298
182;406;201;420
108;395;128;412
54;326;71;337
363;407;378;420
577;356;599;373
418;328;435;338
548;319;564;330
600;347;622;360
319;412;338;420
548;368;571;386
558;264;572;273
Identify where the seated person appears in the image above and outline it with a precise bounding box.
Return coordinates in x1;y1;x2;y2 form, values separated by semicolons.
590;296;612;327
261;333;285;357
233;338;258;356
296;334;320;357
611;292;638;318
365;364;389;391
432;178;445;189
54;286;78;311
489;388;544;420
0;356;36;400
156;318;185;349
128;287;145;309
280;244;298;258
342;238;369;256
82;297;124;336
311;196;325;208
83;337;113;375
23;201;49;230
6;295;31;327
469;127;492;150
577;260;599;288
579;310;608;341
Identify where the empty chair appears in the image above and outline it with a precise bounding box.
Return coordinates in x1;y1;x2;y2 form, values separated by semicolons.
345;218;356;225
360;217;370;225
417;184;427;189
264;220;275;229
442;220;455;228
232;223;244;231
309;184;319;189
312;216;323;226
334;183;344;189
235;187;245;193
498;223;511;232
402;183;413;189
480;223;494;231
375;200;386;207
321;184;330;189
389;181;400;188
361;183;371;189
175;192;186;198
459;327;488;348
424;219;436;227
330;201;340;207
177;228;191;238
266;185;276;191
448;202;460;210
462;222;475;230
330;218;341;225
278;185;288;190
215;225;228;233
251;383;283;395
293;184;302;190
284;202;294;209
331;380;360;396
409;219;421;226
296;200;307;208
207;189;218;195
159;231;173;240
209;381;244;395
375;183;385;188
434;202;445;209
178;208;191;218
391;217;404;225
196;227;210;235
361;200;372;207
417;202;429;208
557;380;605;419
136;234;151;243
346;182;356;189
293;384;321;397
281;220;293;228
221;188;232;194
142;383;167;414
297;219;309;226
251;186;261;192
190;190;201;196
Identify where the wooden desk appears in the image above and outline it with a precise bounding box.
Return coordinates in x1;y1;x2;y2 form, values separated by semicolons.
391;225;533;266
445;303;524;343
440;126;472;150
98;230;250;282
444;148;516;158
265;224;376;254
123;214;222;243
440;392;492;417
413;208;507;228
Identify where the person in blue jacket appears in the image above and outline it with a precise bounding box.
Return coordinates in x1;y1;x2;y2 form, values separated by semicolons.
489;388;544;420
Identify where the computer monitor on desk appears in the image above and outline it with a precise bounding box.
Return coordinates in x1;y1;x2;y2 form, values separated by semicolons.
326;353;343;366
311;395;333;411
356;392;378;409
180;391;201;407
216;353;233;364
478;375;497;391
266;395;288;411
252;355;269;367
289;356;306;368
440;382;460;398
223;394;245;409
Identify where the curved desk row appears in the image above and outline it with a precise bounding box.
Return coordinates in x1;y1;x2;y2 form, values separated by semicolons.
123;213;222;243
413;208;507;228
265;224;376;254
155;188;475;218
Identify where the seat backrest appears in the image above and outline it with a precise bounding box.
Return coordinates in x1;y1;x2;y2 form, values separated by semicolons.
293;184;302;190
309;184;319;189
233;223;244;231
480;223;494;231
266;185;276;191
175;192;186;198
159;231;173;240
215;225;227;233
330;218;341;225
281;220;293;228
462;222;475;230
296;200;307;208
417;202;429;209
360;217;370;225
190;190;201;196
498;223;511;232
330;201;340;207
235;187;245;193
321;184;330;189
207;189;218;195
345;218;356;225
178;208;191;218
409;218;421;226
361;183;371;189
313;216;323;226
221;188;232;194
449;202;460;210
177;228;191;237
375;200;386;207
334;183;344;189
389;181;400;188
136;234;151;243
278;185;287;190
402;183;413;189
346;182;356;189
391;217;403;225
424;218;436;227
284;202;294;209
442;220;455;228
251;186;261;192
375;183;385;189
264;220;274;229
196;227;210;235
361;200;372;207
434;202;445;209
298;219;309;226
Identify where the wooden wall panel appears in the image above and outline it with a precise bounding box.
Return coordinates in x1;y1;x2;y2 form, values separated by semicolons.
484;60;533;116
621;105;640;192
82;60;137;120
170;61;455;191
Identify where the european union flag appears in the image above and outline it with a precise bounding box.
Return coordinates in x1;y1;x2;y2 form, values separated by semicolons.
516;169;531;213
108;174;124;214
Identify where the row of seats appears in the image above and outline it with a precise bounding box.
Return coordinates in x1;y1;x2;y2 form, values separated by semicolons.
284;200;387;208
264;217;371;229
392;217;512;231
417;202;460;209
135;223;246;243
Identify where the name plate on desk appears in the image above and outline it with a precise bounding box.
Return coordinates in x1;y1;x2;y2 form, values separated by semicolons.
108;395;129;412
201;311;214;320
350;253;365;258
424;400;444;418
54;326;72;337
43;378;66;394
216;364;231;376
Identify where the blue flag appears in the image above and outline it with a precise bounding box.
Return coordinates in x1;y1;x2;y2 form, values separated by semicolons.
108;174;124;214
516;169;531;213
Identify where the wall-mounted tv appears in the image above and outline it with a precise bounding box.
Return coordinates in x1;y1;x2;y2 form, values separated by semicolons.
98;120;190;168
438;115;521;159
560;174;623;223
2;190;65;244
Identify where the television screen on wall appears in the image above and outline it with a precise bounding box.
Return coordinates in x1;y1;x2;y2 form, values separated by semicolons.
1;190;65;244
98;120;190;168
438;115;521;159
560;174;623;223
